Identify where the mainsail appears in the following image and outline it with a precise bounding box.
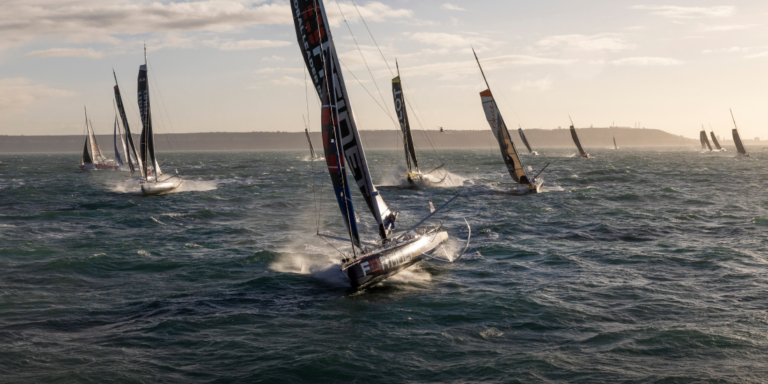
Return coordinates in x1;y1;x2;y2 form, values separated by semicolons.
710;130;722;150
518;127;534;154
730;110;748;156
138;46;162;178
113;116;123;166
569;121;588;157
304;128;318;159
290;0;397;241
481;90;530;184
700;127;712;151
613;136;618;149
114;70;142;175
392;62;419;173
81;137;93;165
84;108;105;164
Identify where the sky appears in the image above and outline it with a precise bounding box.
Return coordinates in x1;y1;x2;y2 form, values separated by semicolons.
0;0;766;140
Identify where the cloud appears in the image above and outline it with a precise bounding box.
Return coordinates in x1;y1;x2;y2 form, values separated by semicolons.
703;24;760;32
269;76;305;86
262;55;286;61
409;32;473;48
216;39;290;51
0;78;75;110
27;48;104;59
324;1;413;27
536;34;634;52
0;0;291;51
610;56;683;66
399;55;572;80
745;52;768;59
512;76;553;92
631;5;735;18
440;3;466;11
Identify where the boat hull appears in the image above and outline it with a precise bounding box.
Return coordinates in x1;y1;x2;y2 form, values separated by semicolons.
511;179;543;194
344;230;449;289
141;178;183;195
79;164;118;170
406;172;423;184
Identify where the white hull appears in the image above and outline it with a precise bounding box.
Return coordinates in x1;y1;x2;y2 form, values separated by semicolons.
141;177;183;195
344;229;448;289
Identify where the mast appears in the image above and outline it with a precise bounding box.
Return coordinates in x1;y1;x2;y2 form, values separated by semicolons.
392;60;419;173
569;116;588;157
290;0;397;242
473;48;532;184
114;70;141;175
730;109;749;156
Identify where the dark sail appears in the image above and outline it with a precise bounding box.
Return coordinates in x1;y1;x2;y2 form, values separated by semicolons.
518;128;533;154
710;131;722;150
570;124;588;157
392;70;418;173
137;61;158;177
733;129;748;155
305;128;318;159
700;129;712;151
613;136;618;149
481;90;530;184
114;71;141;175
113;116;123;165
290;0;396;240
82;137;93;165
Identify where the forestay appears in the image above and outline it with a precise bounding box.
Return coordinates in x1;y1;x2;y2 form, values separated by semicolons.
290;0;397;240
480;90;530;185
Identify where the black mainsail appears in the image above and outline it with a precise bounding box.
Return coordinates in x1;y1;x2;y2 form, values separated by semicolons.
392;62;419;174
304;127;318;160
518;127;535;154
290;0;397;241
114;70;142;175
137;45;161;178
473;49;533;186
730;109;749;156
81;136;93;165
710;129;722;150
569;118;589;158
700;127;712;151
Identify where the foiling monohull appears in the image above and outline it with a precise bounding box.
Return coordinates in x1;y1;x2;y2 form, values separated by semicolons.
730;110;749;157
473;49;544;194
79;107;117;170
518;126;539;155
700;126;713;151
135;45;183;194
392;62;423;183
569;117;590;158
709;127;724;151
290;0;461;289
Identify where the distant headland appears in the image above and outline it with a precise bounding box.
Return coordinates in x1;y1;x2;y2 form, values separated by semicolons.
0;127;759;153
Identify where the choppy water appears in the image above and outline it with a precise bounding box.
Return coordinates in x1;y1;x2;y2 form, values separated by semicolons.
1;147;767;382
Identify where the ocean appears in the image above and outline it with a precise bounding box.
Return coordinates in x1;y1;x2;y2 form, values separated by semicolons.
1;147;766;382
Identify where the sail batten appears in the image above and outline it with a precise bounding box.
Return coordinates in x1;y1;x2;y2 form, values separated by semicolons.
290;0;396;240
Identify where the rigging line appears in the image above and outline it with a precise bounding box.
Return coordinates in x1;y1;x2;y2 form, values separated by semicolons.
349;0;395;78
337;58;400;127
147;63;182;156
333;0;398;131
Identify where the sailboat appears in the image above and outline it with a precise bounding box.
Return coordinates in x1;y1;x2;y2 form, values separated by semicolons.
290;0;460;289
79;107;117;170
474;49;544;194
136;45;183;195
709;126;725;151
518;126;539;155
304;127;319;160
114;70;142;175
569;117;590;158
613;135;619;150
392;61;423;183
700;126;713;151
730;109;750;157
